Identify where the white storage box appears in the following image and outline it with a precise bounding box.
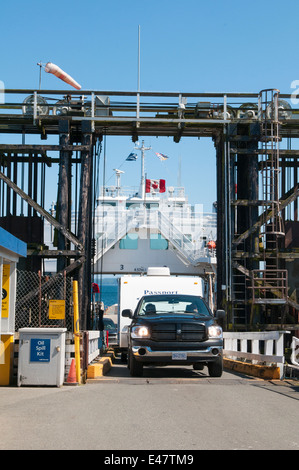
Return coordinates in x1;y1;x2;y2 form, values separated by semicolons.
18;328;67;387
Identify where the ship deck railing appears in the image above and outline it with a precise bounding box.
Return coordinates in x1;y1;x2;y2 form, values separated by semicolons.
93;208;217;266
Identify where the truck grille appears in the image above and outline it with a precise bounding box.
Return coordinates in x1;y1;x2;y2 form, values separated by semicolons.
151;322;206;342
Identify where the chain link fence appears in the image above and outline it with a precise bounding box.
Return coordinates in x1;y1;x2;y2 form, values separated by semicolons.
15;270;74;331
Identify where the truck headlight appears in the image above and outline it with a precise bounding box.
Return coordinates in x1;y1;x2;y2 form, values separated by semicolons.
131;326;151;339
208;325;223;339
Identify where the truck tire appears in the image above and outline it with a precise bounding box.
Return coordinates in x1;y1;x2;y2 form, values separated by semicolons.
129;349;143;377
121;352;127;363
208;357;223;377
193;363;204;370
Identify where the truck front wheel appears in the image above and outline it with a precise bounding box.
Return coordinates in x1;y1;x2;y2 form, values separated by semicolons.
129;349;143;377
208;357;223;377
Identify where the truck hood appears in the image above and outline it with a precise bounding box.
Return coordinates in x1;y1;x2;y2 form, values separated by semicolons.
135;313;213;323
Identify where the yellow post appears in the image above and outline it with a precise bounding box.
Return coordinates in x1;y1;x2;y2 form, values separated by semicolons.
0;335;14;386
72;280;81;384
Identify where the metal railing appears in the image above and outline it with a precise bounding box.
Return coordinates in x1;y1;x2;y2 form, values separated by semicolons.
65;330;108;382
250;269;288;304
1;88;297;126
93;207;217;266
223;330;286;379
1;89;260;120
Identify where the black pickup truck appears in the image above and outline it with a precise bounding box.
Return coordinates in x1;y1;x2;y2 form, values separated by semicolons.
122;294;225;377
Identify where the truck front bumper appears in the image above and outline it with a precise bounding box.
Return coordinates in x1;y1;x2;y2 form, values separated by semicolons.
131;343;223;364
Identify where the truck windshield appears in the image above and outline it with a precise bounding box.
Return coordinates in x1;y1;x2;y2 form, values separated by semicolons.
137;294;211;317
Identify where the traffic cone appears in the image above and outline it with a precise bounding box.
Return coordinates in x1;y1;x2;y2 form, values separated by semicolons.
66;359;77;384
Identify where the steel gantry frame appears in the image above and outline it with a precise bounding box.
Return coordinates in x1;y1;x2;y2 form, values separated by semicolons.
0;88;298;331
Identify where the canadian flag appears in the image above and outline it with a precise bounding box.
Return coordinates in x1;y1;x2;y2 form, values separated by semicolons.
145;179;166;193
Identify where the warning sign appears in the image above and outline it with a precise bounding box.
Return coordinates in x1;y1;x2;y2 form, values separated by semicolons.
49;299;65;320
1;264;10;318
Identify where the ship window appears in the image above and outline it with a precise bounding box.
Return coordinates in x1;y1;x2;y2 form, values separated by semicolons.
150;234;168;250
146;203;159;209
119;233;138;249
98;202;117;207
126;203;140;209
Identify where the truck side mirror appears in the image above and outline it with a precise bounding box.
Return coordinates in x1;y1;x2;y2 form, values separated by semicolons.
215;309;225;320
122;309;133;318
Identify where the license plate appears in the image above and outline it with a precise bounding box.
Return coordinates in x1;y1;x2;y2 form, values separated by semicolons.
172;352;187;360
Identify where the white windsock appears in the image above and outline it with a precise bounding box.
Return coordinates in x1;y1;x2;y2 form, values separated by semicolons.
45;62;81;90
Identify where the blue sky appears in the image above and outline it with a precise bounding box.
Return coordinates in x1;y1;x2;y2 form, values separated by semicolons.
1;0;299;211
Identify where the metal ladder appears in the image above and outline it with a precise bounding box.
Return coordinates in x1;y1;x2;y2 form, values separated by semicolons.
231;237;248;328
259;89;284;241
254;89;287;305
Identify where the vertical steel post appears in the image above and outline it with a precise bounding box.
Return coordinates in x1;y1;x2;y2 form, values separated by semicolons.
57;120;72;272
77;121;93;331
72;280;81;384
215;132;226;313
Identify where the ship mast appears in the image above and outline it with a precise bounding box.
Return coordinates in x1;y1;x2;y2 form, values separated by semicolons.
135;140;151;199
113;168;124;197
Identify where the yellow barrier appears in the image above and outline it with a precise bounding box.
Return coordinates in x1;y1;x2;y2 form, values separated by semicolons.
87;357;113;379
224;358;281;380
0;335;14;386
87;351;115;380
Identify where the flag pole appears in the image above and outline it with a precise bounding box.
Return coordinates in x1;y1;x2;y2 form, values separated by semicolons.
137;25;140;92
135;140;151;199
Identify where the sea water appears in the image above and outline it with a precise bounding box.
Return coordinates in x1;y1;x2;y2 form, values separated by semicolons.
93;277;118;308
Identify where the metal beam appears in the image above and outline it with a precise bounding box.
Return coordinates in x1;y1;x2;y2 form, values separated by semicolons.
0;144;89;152
27;249;81;257
233;251;299;259
233;185;299;246
0;170;83;250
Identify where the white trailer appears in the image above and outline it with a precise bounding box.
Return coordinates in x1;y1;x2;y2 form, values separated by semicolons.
117;267;205;351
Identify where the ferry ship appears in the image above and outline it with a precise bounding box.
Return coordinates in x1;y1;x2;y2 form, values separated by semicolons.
44;141;217;309
93;141;217;278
